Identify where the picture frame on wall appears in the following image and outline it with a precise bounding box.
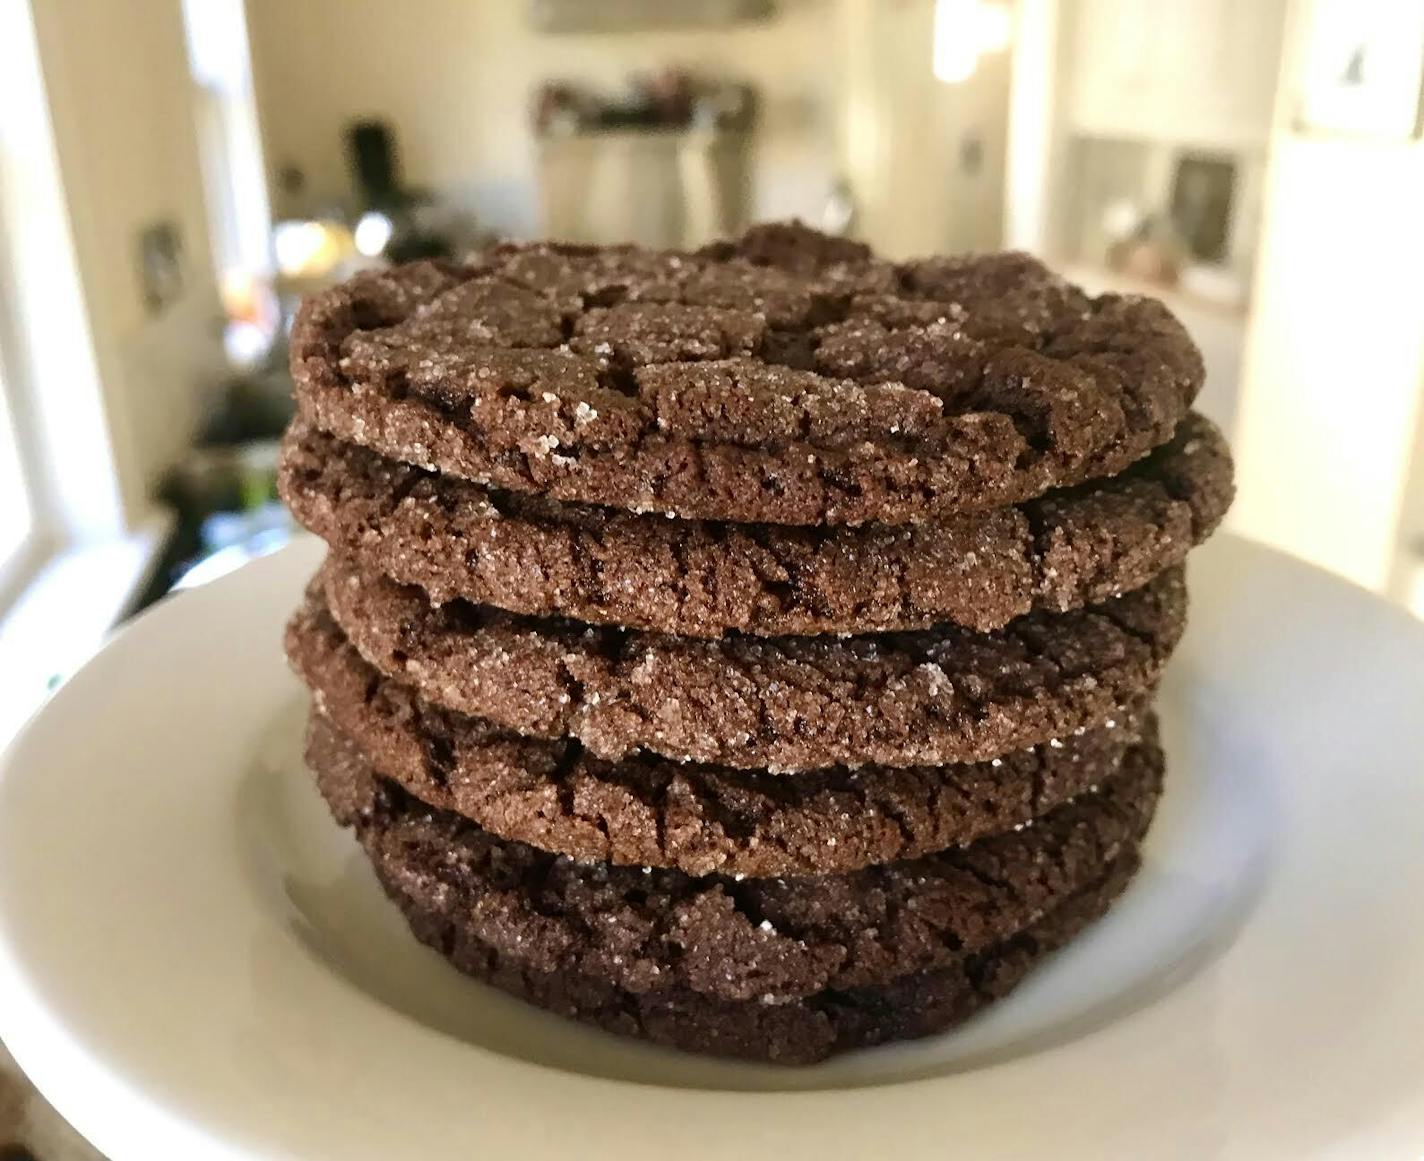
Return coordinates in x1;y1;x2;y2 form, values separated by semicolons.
1295;0;1424;139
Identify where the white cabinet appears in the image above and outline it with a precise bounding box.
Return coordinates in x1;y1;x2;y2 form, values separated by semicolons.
1067;0;1285;149
1231;136;1424;596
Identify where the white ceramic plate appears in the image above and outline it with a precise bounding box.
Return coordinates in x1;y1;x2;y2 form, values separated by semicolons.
1;534;1422;1160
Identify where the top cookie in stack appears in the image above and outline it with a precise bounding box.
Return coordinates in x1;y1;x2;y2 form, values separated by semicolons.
279;222;1232;1064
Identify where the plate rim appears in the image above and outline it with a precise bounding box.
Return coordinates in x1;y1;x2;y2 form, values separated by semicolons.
3;534;1424;1161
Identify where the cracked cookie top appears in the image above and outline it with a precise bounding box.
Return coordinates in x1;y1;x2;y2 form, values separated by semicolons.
291;222;1203;526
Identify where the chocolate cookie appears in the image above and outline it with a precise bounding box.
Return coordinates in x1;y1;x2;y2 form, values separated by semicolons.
313;556;1184;771
377;847;1140;1064
290;223;1202;526
307;713;1162;1002
288;593;1147;875
279;412;1231;637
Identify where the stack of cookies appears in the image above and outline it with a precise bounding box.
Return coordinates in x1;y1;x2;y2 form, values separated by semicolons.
279;222;1232;1064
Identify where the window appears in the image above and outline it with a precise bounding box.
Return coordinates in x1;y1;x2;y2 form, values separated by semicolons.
180;0;267;259
0;382;30;561
0;1;163;739
0;350;37;605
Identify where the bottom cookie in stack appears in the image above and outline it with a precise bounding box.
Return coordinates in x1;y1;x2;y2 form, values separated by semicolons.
301;707;1162;1065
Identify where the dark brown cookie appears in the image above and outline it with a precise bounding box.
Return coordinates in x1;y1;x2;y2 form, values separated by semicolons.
314;556;1184;771
376;846;1140;1064
279;412;1231;637
306;713;1162;1002
287;591;1147;875
290;223;1202;526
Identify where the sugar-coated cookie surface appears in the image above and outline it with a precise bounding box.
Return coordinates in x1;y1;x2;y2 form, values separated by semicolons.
290;222;1203;526
288;593;1149;876
307;713;1160;1005
279;412;1231;637
379;849;1140;1064
277;220;1228;1065
306;556;1184;771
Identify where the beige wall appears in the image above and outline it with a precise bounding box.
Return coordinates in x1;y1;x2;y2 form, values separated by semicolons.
246;0;841;238
246;0;1010;257
29;0;223;518
847;0;1010;257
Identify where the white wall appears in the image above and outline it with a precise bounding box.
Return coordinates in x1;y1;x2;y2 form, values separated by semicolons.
1003;0;1060;252
1397;398;1424;608
1230;1;1424;596
247;0;841;238
1011;0;1286;275
28;0;224;521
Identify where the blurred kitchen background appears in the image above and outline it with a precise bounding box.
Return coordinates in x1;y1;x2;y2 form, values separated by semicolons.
0;0;1422;748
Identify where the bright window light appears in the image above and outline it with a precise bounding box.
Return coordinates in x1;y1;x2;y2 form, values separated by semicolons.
181;0;272;281
977;1;1012;52
354;211;394;257
0;375;33;573
934;0;1012;84
273;220;350;278
934;0;981;83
